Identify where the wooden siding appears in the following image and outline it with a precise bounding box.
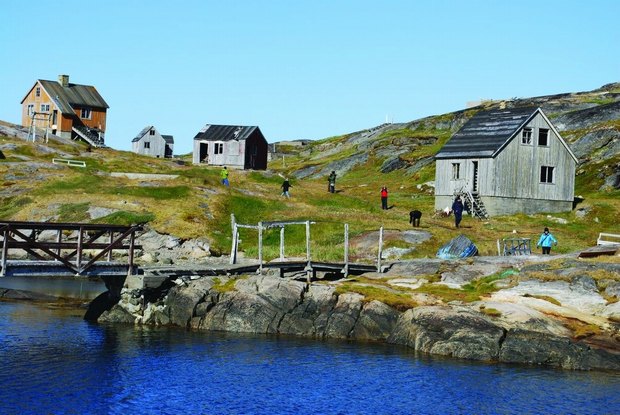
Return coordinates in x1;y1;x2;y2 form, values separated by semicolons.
132;128;168;158
192;129;268;170
435;113;576;214
21;81;107;134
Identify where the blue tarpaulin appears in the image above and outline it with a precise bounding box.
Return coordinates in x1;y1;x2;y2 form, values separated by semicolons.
436;234;478;259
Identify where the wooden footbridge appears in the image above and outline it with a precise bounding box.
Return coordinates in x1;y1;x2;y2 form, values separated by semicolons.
0;217;388;281
0;221;142;277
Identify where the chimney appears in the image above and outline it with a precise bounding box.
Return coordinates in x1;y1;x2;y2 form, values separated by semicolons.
59;74;69;87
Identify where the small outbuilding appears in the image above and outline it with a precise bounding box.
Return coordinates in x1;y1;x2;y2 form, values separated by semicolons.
193;124;268;170
131;126;173;158
434;107;578;217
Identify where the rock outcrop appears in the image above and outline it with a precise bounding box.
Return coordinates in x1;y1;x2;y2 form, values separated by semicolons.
99;256;620;371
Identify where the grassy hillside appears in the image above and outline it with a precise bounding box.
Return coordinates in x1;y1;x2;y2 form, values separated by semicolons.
1;84;619;262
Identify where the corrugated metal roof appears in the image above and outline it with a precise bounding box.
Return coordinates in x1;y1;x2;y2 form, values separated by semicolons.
162;135;174;144
193;124;258;141
435;107;538;159
39;79;109;114
132;126;153;142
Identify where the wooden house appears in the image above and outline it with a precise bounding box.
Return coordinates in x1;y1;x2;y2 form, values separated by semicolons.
132;126;174;158
434;107;578;217
20;75;109;147
192;124;268;170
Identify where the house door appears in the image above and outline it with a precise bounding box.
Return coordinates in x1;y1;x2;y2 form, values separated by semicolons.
472;161;479;193
199;143;208;163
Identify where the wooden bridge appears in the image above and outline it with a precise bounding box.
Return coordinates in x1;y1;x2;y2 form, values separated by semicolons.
0;221;142;277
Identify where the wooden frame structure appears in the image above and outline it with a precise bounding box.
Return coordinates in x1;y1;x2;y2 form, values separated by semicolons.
0;221;142;277
498;237;531;256
229;214;385;279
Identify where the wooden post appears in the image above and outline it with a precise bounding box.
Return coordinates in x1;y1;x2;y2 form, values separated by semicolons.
108;231;113;261
377;226;383;272
229;223;238;265
305;220;311;283
279;226;285;261
343;223;349;278
258;221;263;273
76;226;83;275
497;239;501;256
128;230;135;276
1;228;8;277
56;229;62;260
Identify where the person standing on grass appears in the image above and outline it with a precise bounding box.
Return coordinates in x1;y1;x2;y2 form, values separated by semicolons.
452;196;464;228
281;178;291;198
328;171;336;193
220;166;229;187
380;186;388;210
537;227;557;255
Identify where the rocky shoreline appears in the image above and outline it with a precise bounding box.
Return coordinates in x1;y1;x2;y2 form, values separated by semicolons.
98;254;620;371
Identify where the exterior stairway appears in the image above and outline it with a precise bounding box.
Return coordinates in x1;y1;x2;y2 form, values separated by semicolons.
72;125;106;147
463;191;489;220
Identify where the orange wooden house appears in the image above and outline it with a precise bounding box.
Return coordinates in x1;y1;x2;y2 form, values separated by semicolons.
20;74;109;147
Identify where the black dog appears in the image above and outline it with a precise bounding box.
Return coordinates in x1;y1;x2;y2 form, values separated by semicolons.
409;210;422;227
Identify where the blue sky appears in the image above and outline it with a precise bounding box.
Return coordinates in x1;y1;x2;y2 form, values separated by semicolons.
1;0;618;154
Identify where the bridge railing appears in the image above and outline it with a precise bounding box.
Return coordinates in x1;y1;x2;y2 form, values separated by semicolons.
0;221;142;276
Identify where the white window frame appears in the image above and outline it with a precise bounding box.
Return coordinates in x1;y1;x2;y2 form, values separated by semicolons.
452;162;461;180
214;142;224;155
149;130;155;136
81;107;92;119
538;128;549;146
540;165;554;184
40;104;50;112
144;142;150;149
27;104;34;116
521;128;532;145
35;87;41;97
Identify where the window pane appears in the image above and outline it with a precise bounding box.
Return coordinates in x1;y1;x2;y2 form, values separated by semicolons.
539;129;549;146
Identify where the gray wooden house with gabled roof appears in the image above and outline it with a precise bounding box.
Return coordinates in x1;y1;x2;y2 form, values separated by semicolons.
193;124;268;170
434;107;578;217
132;126;174;158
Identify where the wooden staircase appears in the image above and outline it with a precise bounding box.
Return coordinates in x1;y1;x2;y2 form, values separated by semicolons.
72;125;106;147
462;191;489;220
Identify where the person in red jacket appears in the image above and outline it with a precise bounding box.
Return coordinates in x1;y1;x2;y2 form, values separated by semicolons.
380;186;388;210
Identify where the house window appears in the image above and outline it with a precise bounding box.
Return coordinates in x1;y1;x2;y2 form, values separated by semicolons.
144;142;150;149
36;87;40;97
452;163;461;180
540;166;554;183
27;104;34;116
40;104;50;112
81;108;91;119
538;128;549;146
522;128;532;145
214;142;224;154
149;130;155;136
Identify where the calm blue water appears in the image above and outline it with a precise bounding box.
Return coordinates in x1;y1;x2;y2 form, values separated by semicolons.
1;301;619;415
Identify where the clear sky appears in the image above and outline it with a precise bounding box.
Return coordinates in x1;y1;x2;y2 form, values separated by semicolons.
1;0;618;154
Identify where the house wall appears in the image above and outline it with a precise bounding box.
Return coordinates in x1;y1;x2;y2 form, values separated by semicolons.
21;81;107;135
192;140;246;168
244;131;268;169
435;113;576;216
132;128;167;158
21;83;55;130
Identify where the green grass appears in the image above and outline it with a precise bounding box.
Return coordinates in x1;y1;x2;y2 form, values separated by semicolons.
415;273;506;303
57;202;91;222
335;283;418;311
112;185;191;200
93;211;155;226
0;196;33;219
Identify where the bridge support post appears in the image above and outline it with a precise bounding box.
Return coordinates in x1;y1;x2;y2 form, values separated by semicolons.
258;222;263;273
305;220;312;284
279;227;285;261
1;228;8;277
377;226;384;273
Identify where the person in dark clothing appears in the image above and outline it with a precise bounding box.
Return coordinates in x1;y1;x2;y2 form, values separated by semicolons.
409;210;422;227
381;187;388;210
281;178;291;198
328;171;336;193
452;196;464;228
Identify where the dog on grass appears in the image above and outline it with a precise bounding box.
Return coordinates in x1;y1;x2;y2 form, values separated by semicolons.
409;210;422;227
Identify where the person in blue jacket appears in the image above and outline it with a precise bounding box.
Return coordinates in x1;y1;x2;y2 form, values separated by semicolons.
537;227;557;255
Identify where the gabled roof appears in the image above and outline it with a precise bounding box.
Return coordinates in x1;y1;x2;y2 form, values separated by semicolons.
23;79;109;114
132;126;174;144
132;126;153;142
193;124;259;141
435;107;538;159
